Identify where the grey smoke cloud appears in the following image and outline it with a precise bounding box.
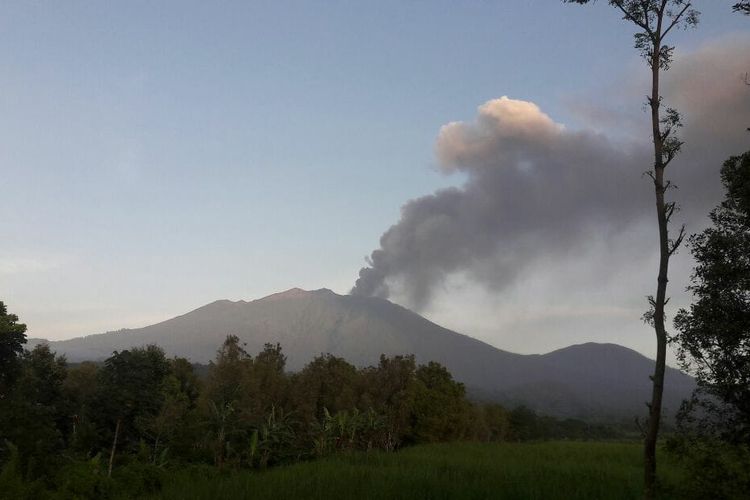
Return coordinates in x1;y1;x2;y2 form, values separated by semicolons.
667;35;750;216
351;97;650;307
351;36;750;310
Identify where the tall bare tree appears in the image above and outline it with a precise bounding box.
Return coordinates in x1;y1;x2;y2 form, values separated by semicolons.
563;1;698;497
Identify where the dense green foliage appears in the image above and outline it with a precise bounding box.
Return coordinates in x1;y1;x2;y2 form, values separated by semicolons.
0;301;28;399
668;151;750;498
673;152;750;443
0;304;628;498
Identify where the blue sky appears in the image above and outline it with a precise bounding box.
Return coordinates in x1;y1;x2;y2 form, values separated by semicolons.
1;1;748;358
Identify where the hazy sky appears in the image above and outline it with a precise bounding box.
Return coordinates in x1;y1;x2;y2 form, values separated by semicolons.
1;1;748;362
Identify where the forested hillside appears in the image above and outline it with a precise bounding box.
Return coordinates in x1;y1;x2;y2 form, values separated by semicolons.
2;314;625;498
30;288;695;420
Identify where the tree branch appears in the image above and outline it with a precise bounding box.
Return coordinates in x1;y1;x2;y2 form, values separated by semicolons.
662;3;692;39
612;1;652;34
668;224;686;256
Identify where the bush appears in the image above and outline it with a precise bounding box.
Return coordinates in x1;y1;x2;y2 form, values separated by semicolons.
112;461;165;497
666;436;750;500
0;442;49;500
52;455;114;500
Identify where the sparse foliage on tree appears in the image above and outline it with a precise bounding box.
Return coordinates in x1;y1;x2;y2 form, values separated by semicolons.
563;1;699;497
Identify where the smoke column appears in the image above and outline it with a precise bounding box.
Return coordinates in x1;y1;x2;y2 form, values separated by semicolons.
351;38;750;309
351;97;648;307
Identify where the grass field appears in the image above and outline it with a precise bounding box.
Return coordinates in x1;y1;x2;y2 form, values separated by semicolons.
154;442;687;500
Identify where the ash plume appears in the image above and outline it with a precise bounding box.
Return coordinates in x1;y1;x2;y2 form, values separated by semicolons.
351;97;649;308
351;37;750;310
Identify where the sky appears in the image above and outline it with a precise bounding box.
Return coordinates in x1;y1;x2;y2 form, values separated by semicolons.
1;1;748;363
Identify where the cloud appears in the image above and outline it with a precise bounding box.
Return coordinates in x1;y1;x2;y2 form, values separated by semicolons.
666;35;750;215
0;257;61;275
436;97;564;172
351;36;750;312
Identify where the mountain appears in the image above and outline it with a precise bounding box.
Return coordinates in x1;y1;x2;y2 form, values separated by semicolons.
29;288;695;420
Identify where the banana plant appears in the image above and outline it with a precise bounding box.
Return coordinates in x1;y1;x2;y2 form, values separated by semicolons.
255;405;296;468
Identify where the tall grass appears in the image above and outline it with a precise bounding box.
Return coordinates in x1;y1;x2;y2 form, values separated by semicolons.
154;441;687;499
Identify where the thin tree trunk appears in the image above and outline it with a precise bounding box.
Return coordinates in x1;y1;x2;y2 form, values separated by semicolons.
108;418;121;478
217;425;225;470
644;22;668;500
153;435;160;465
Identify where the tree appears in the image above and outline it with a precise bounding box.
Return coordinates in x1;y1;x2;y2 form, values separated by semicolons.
62;362;100;453
169;357;201;408
95;345;171;475
0;302;28;399
203;335;250;409
199;335;252;468
0;344;68;477
361;355;418;447
509;406;541;441
0;302;30;468
734;2;750;15
291;354;360;423
674;151;750;443
473;404;512;443
563;2;698;496
241;343;288;424
410;362;471;443
155;357;202;461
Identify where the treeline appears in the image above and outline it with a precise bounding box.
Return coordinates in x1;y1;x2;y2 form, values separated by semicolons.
0;322;621;497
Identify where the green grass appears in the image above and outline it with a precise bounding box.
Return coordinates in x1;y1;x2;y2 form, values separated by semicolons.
154;441;688;499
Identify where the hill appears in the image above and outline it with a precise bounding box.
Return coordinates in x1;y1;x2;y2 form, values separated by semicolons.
29;288;694;419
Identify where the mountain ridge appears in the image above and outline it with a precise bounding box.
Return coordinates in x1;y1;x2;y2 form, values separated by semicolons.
28;288;695;420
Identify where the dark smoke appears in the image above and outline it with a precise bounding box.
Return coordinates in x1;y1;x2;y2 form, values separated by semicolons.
351;97;649;308
352;37;750;310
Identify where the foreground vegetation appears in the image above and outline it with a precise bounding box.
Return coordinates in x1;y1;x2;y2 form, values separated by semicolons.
2;294;748;498
2;441;692;500
155;441;688;500
0;308;631;499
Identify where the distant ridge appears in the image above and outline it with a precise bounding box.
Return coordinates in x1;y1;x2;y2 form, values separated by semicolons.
29;288;695;420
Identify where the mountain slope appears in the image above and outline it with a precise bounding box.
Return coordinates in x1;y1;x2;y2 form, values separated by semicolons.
31;288;694;419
